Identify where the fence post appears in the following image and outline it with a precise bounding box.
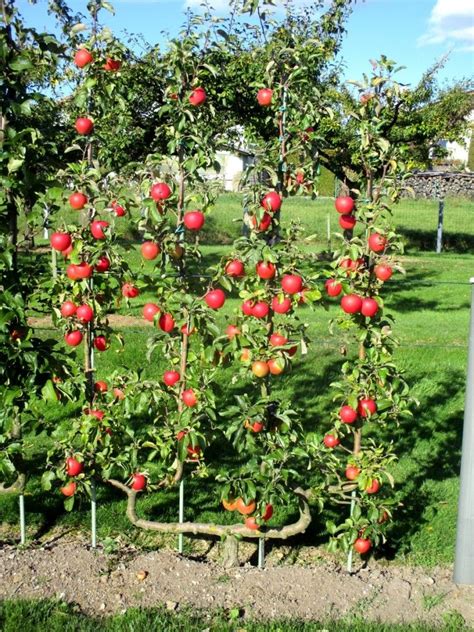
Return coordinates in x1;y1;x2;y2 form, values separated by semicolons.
453;278;474;585
436;199;444;254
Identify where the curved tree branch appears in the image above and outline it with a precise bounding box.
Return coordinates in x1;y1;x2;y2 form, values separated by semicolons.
108;479;312;539
0;473;26;495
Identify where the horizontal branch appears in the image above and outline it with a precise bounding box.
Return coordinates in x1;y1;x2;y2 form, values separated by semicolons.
107;478;312;539
0;473;26;495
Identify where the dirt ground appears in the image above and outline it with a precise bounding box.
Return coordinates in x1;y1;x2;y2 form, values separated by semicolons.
0;536;473;627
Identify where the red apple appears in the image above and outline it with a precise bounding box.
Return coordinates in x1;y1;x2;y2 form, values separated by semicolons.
361;297;379;318
245;516;259;530
334;196;355;214
65;330;83;347
90;220;109;240
94;380;108;393
241;300;254;316
226;325;240;339
268;357;284;375
86;408;105;420
60;301;77;318
358;398;377;417
261;191;282;213
339;405;357;424
130;473;146;491
271;295;292;314
159;313;175;333
143;303;160;322
257;88;273;106
354;538;372;554
94;335;108;351
150;182;172;201
141;241;161;260
183;211;205;231
189;86;206;106
262;503;273;521
205;288;226;310
95;256;110;273
122;283;139;298
182;388;198;407
345;466;360;481
269;333;288;347
251;212;272;232
66;457;83;477
75;117;94;135
113;387;125;400
60;482;77;497
225;260;245;277
163;370;180;386
324;434;340;448
281;274;303;295
374;264;393;281
256;261;276;279
50;232;72;252
76;304;94;323
368;233;387;253
366;479;381;494
111;200;126;216
325;279;342;297
252;301;269;319
339;214;356;230
341;294;362;314
74;48;93;68
103;58;121;71
69;192;88;210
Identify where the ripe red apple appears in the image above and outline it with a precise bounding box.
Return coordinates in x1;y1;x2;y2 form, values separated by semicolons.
245;419;264;433
325;279;342;297
257;88;273;106
90;220;109;240
103;58;121;71
339;405;357;424
76;262;93;279
354;538;372;554
87;408;105;420
143;303;160;322
75;117;94;135
252;361;269;378
182;388;198;407
76;304;94;323
345;466;360;481
268;358;284;375
339;214;356;230
366;479;381;494
225;259;245;277
65;330;83;347
50;232;72;252
122;283;139;298
130;473;146;491
141;241;161;260
341;294;362;314
251;212;272;232
95;256;110;273
256;261;276;279
339;257;363;275
150;182;172;201
60;301;77;318
374;264;393;281
271;295;292;314
66;457;83;477
361;297;379;318
163;370;180;386
358;398;377;417
62;244;73;258
69;192;88;210
183;211;205;231
205;288;226;310
187;445;202;460
281;274;303;295
269;333;288;347
189;86;207;106
60;482;77;497
94;335;107;351
225;324;240;339
113;387;125;400
261;191;282;213
94;380;108;393
74;48;93;68
245;516;259;530
368;232;387;253
324;434;340;448
241;300;255;316
181;324;196;336
159;313;175;333
262;503;273;521
252;301;269;319
334;196;355;214
111;200;126;216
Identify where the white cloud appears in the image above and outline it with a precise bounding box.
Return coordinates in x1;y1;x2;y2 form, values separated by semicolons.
418;0;474;49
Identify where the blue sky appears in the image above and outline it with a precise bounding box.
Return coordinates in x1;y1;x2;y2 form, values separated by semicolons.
18;0;474;87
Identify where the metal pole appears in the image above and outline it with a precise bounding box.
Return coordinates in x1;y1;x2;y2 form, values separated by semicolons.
91;479;97;548
326;213;331;250
454;278;474;584
436;199;444;254
19;494;26;545
257;537;265;569
43;205;49;240
178;478;184;553
346;490;357;573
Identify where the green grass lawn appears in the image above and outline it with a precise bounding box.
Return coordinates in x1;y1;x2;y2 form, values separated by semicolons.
2;195;472;570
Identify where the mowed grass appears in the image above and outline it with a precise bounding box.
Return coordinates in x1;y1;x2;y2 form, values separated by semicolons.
2;195;472;569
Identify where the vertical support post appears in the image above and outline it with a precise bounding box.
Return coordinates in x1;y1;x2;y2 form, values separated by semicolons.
454;278;474;585
51;248;58;280
91;478;97;549
43;205;49;240
257;537;265;569
178;478;184;554
436;199;444;254
326;213;331;250
346;489;357;573
19;493;26;545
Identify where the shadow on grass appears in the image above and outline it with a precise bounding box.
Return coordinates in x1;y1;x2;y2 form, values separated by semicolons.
401;228;474;254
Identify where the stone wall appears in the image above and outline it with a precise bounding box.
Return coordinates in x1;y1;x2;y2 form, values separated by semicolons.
404;172;474;199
